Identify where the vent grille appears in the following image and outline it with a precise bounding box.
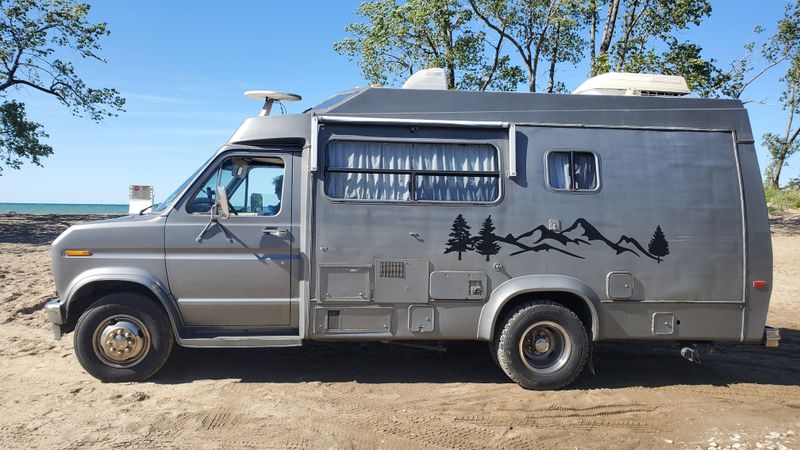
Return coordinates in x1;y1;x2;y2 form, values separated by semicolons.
640;90;683;97
379;261;405;278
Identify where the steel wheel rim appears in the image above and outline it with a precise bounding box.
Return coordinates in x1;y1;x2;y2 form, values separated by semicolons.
92;314;151;368
518;321;572;374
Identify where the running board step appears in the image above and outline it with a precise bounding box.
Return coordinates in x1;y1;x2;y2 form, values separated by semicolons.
178;335;302;348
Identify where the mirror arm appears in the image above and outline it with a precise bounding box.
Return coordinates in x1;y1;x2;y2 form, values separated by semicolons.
196;205;219;243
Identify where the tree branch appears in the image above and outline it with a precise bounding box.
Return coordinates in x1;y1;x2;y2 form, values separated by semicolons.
735;55;789;99
599;0;621;54
788;125;800;146
468;0;529;65
615;0;646;71
480;33;505;91
3;78;65;102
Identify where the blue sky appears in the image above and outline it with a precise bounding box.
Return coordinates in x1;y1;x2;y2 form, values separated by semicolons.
0;0;796;204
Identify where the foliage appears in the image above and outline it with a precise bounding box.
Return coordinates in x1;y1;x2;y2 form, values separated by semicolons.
333;0;524;90
757;2;800;189
586;0;729;96
764;185;800;215
0;100;51;171
0;0;124;174
469;0;585;92
337;0;729;96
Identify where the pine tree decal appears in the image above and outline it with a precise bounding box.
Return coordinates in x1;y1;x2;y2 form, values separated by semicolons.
648;225;670;263
444;214;472;260
475;215;501;261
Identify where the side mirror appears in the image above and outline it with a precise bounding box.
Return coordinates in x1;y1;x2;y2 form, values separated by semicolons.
216;185;230;219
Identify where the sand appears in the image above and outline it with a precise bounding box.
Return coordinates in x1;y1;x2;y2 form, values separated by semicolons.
0;212;798;449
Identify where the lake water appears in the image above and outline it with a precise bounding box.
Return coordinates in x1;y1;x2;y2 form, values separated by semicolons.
0;203;129;215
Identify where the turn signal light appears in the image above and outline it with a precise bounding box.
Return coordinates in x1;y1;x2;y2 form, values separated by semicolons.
753;280;767;289
64;250;92;257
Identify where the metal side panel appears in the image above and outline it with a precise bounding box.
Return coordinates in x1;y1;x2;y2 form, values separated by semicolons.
430;270;487;300
313;306;392;335
178;335;302;348
318;265;372;302
601;302;743;340
374;259;430;303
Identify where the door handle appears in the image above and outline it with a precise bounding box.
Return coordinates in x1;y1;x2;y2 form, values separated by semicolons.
262;227;288;237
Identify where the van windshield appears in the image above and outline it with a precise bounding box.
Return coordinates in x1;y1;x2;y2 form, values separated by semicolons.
150;157;212;213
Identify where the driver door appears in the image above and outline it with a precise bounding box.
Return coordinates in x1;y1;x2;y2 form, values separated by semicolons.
164;151;295;329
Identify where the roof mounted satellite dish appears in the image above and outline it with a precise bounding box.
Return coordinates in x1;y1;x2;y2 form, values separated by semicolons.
244;90;302;116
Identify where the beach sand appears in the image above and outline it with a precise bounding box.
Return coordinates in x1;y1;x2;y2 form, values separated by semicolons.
0;213;798;449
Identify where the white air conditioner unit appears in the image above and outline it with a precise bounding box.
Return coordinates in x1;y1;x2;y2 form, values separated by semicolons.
572;72;690;97
402;68;448;90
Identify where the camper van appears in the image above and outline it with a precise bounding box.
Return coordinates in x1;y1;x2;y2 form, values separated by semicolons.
45;69;779;390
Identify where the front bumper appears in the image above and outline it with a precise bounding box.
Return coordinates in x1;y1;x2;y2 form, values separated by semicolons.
763;326;781;348
44;298;65;341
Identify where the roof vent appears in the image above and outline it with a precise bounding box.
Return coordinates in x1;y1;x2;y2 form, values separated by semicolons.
402;68;448;90
244;90;302;116
572;72;689;97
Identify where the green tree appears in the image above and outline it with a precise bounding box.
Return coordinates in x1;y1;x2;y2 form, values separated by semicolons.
334;0;524;90
763;59;800;189
586;0;726;96
761;2;800;189
469;0;585;93
0;0;124;174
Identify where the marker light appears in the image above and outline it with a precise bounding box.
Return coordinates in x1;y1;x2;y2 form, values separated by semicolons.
64;250;92;257
752;280;767;289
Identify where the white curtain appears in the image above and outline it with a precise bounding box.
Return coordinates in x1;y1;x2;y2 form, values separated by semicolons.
573;152;597;189
325;141;498;201
326;141;412;200
548;152;571;189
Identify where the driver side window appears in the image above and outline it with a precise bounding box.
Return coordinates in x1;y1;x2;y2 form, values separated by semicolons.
186;157;285;216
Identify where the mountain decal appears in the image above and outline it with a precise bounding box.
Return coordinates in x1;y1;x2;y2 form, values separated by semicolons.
444;216;668;263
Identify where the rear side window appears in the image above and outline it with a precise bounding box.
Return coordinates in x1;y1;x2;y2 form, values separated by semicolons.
547;150;599;191
324;141;500;202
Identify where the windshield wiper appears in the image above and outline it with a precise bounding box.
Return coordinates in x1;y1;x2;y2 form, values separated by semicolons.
139;204;155;215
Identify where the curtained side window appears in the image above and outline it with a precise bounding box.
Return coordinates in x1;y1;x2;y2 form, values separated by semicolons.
547;150;599;191
324;141;500;202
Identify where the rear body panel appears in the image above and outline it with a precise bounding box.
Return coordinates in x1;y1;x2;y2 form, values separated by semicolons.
311;122;750;341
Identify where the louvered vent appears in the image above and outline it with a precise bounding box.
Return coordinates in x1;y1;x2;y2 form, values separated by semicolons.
379;261;405;278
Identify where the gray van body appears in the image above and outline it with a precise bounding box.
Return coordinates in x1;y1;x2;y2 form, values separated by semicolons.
46;87;774;348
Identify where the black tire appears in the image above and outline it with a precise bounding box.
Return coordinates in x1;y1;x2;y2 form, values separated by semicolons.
495;301;589;390
73;292;174;382
488;340;500;368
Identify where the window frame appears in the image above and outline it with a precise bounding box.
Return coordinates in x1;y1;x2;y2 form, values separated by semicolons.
322;138;503;205
183;154;288;217
544;148;602;194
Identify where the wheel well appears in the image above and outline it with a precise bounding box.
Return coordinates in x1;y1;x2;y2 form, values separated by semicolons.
493;291;595;340
64;281;167;333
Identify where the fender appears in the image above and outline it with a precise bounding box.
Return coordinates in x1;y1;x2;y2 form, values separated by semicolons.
63;267;183;336
477;274;601;341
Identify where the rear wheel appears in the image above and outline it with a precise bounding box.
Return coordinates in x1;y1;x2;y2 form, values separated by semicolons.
494;301;589;390
74;292;174;382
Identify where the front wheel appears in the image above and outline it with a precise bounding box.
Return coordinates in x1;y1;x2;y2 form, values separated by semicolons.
494;301;589;390
74;292;174;382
